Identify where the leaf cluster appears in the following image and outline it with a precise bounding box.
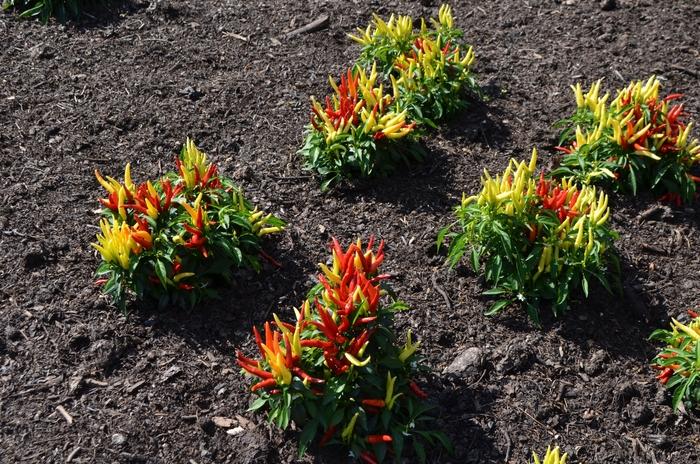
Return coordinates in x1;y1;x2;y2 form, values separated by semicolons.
300;127;423;191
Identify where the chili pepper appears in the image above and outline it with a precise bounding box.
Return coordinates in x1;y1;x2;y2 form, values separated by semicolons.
367;434;393;444
362;399;386;408
409;381;429;399
251;378;277;391
688;309;699;319
360;452;378;464
318;425;337;447
527;224;537;242
292;367;324;384
656;367;674;385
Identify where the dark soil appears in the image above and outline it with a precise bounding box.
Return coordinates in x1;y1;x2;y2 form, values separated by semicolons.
2;0;700;463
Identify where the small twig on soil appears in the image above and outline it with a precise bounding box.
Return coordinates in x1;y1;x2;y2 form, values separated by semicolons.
66;446;81;462
2;229;42;241
223;32;248;42
513;404;557;437
284;14;329;37
669;64;698;78
85;378;109;387
271;175;312;181
638;205;665;222
260;250;282;268
504;430;512;462
641;243;667;255
467;368;488;388
430;273;452;312
56;405;74;425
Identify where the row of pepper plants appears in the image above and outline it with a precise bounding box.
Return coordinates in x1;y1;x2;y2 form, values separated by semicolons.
87;3;700;462
438;75;700;412
237;6;477;463
299;4;478;190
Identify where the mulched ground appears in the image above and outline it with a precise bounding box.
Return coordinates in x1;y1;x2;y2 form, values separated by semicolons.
2;0;700;462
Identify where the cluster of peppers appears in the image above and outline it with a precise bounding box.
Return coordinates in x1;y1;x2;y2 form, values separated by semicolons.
300;4;478;190
309;64;416;146
439;149;618;322
92;139;284;310
650;310;700;411
554;76;700;203
237;238;448;463
350;4;477;126
300;63;419;190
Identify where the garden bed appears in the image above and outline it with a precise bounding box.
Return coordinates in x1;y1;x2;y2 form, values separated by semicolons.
1;0;700;462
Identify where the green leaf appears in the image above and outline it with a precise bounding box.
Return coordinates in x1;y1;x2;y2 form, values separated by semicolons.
436;226;450;251
484;299;509;316
470;247;480;272
298;419;319;456
248;397;268;412
154;259;170;288
413;441;427;464
482;287;507;296
628;163;638;195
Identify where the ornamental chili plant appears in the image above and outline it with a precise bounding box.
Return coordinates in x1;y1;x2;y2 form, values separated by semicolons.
349;4;478;127
237;238;451;463
3;0;97;22
438;149;619;323
299;64;422;190
650;310;700;411
91;139;285;310
553;76;700;204
532;446;568;464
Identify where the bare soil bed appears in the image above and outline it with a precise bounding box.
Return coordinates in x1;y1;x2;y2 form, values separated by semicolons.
2;0;700;462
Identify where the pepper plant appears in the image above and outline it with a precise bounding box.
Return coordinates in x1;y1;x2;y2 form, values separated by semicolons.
349;4;478;127
650;310;700;411
92;139;285;310
237;238;451;463
2;0;95;22
300;65;421;190
438;149;619;323
553;76;700;204
532;446;568;464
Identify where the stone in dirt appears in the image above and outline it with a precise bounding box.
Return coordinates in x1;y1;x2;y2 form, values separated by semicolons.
111;433;127;446
443;347;485;375
495;340;534;374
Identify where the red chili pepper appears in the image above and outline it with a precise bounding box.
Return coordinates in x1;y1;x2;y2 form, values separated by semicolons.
292;367;324;384
664;93;683;102
94;278;108;286
361;399;386;408
318;425;336;447
409;381;429;399
527;224;537;242
251;378;277;391
367;434;393;444
656;367;674;385
360;452;378;464
688;309;699;319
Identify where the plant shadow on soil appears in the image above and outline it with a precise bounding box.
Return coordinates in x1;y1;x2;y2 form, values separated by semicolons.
122;238;312;359
26;0;149;29
440;84;514;151
334;91;511;214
